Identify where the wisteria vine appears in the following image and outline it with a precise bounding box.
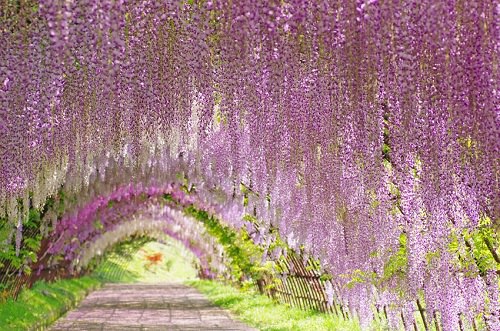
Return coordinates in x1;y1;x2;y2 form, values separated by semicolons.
1;1;499;330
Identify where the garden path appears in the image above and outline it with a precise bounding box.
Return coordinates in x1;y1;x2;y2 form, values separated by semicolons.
49;283;257;331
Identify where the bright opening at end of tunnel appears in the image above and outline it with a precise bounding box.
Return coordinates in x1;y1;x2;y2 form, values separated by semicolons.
93;238;200;284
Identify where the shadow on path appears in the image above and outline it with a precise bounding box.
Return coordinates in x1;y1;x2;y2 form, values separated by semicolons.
49;283;257;331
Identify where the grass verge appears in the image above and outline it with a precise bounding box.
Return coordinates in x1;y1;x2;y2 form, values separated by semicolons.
0;275;103;330
186;279;363;331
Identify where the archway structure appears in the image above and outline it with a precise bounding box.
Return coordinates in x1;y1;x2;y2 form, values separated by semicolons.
53;206;227;278
1;1;498;330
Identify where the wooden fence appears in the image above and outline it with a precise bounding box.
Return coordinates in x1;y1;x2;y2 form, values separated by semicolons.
255;252;349;319
253;251;491;331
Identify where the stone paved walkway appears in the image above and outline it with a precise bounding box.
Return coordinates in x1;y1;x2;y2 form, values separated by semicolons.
49;283;257;331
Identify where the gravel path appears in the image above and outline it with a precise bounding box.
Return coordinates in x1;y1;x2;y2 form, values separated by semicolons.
49;283;257;331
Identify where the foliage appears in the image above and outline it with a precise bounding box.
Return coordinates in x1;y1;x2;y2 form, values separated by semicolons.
185;207;266;282
381;233;408;286
449;216;499;276
0;208;43;285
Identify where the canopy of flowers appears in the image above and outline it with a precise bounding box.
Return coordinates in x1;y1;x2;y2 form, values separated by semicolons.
1;1;498;330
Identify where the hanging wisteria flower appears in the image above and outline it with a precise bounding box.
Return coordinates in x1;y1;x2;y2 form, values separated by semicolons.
0;1;498;330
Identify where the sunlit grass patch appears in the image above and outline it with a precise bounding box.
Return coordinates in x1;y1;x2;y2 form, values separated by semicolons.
94;239;198;283
187;279;364;331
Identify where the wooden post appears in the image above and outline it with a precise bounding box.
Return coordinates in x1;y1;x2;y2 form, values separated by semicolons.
434;311;441;331
458;313;466;331
472;317;478;331
416;299;429;331
401;311;407;330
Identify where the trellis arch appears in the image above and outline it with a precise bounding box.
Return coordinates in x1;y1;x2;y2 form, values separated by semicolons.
59;206;228;278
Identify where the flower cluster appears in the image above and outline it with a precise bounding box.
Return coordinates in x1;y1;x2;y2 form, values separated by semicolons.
1;1;498;330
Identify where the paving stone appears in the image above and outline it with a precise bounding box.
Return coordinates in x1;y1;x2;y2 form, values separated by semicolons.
49;283;256;331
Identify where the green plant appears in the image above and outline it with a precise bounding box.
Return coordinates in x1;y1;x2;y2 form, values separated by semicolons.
185;207;266;282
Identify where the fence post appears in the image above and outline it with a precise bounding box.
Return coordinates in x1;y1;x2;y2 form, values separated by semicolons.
433;311;441;331
416;299;428;331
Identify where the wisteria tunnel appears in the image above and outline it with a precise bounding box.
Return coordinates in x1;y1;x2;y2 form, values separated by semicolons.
0;1;499;330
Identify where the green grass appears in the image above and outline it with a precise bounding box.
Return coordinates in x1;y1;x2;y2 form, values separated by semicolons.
0;275;103;330
187;279;365;331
